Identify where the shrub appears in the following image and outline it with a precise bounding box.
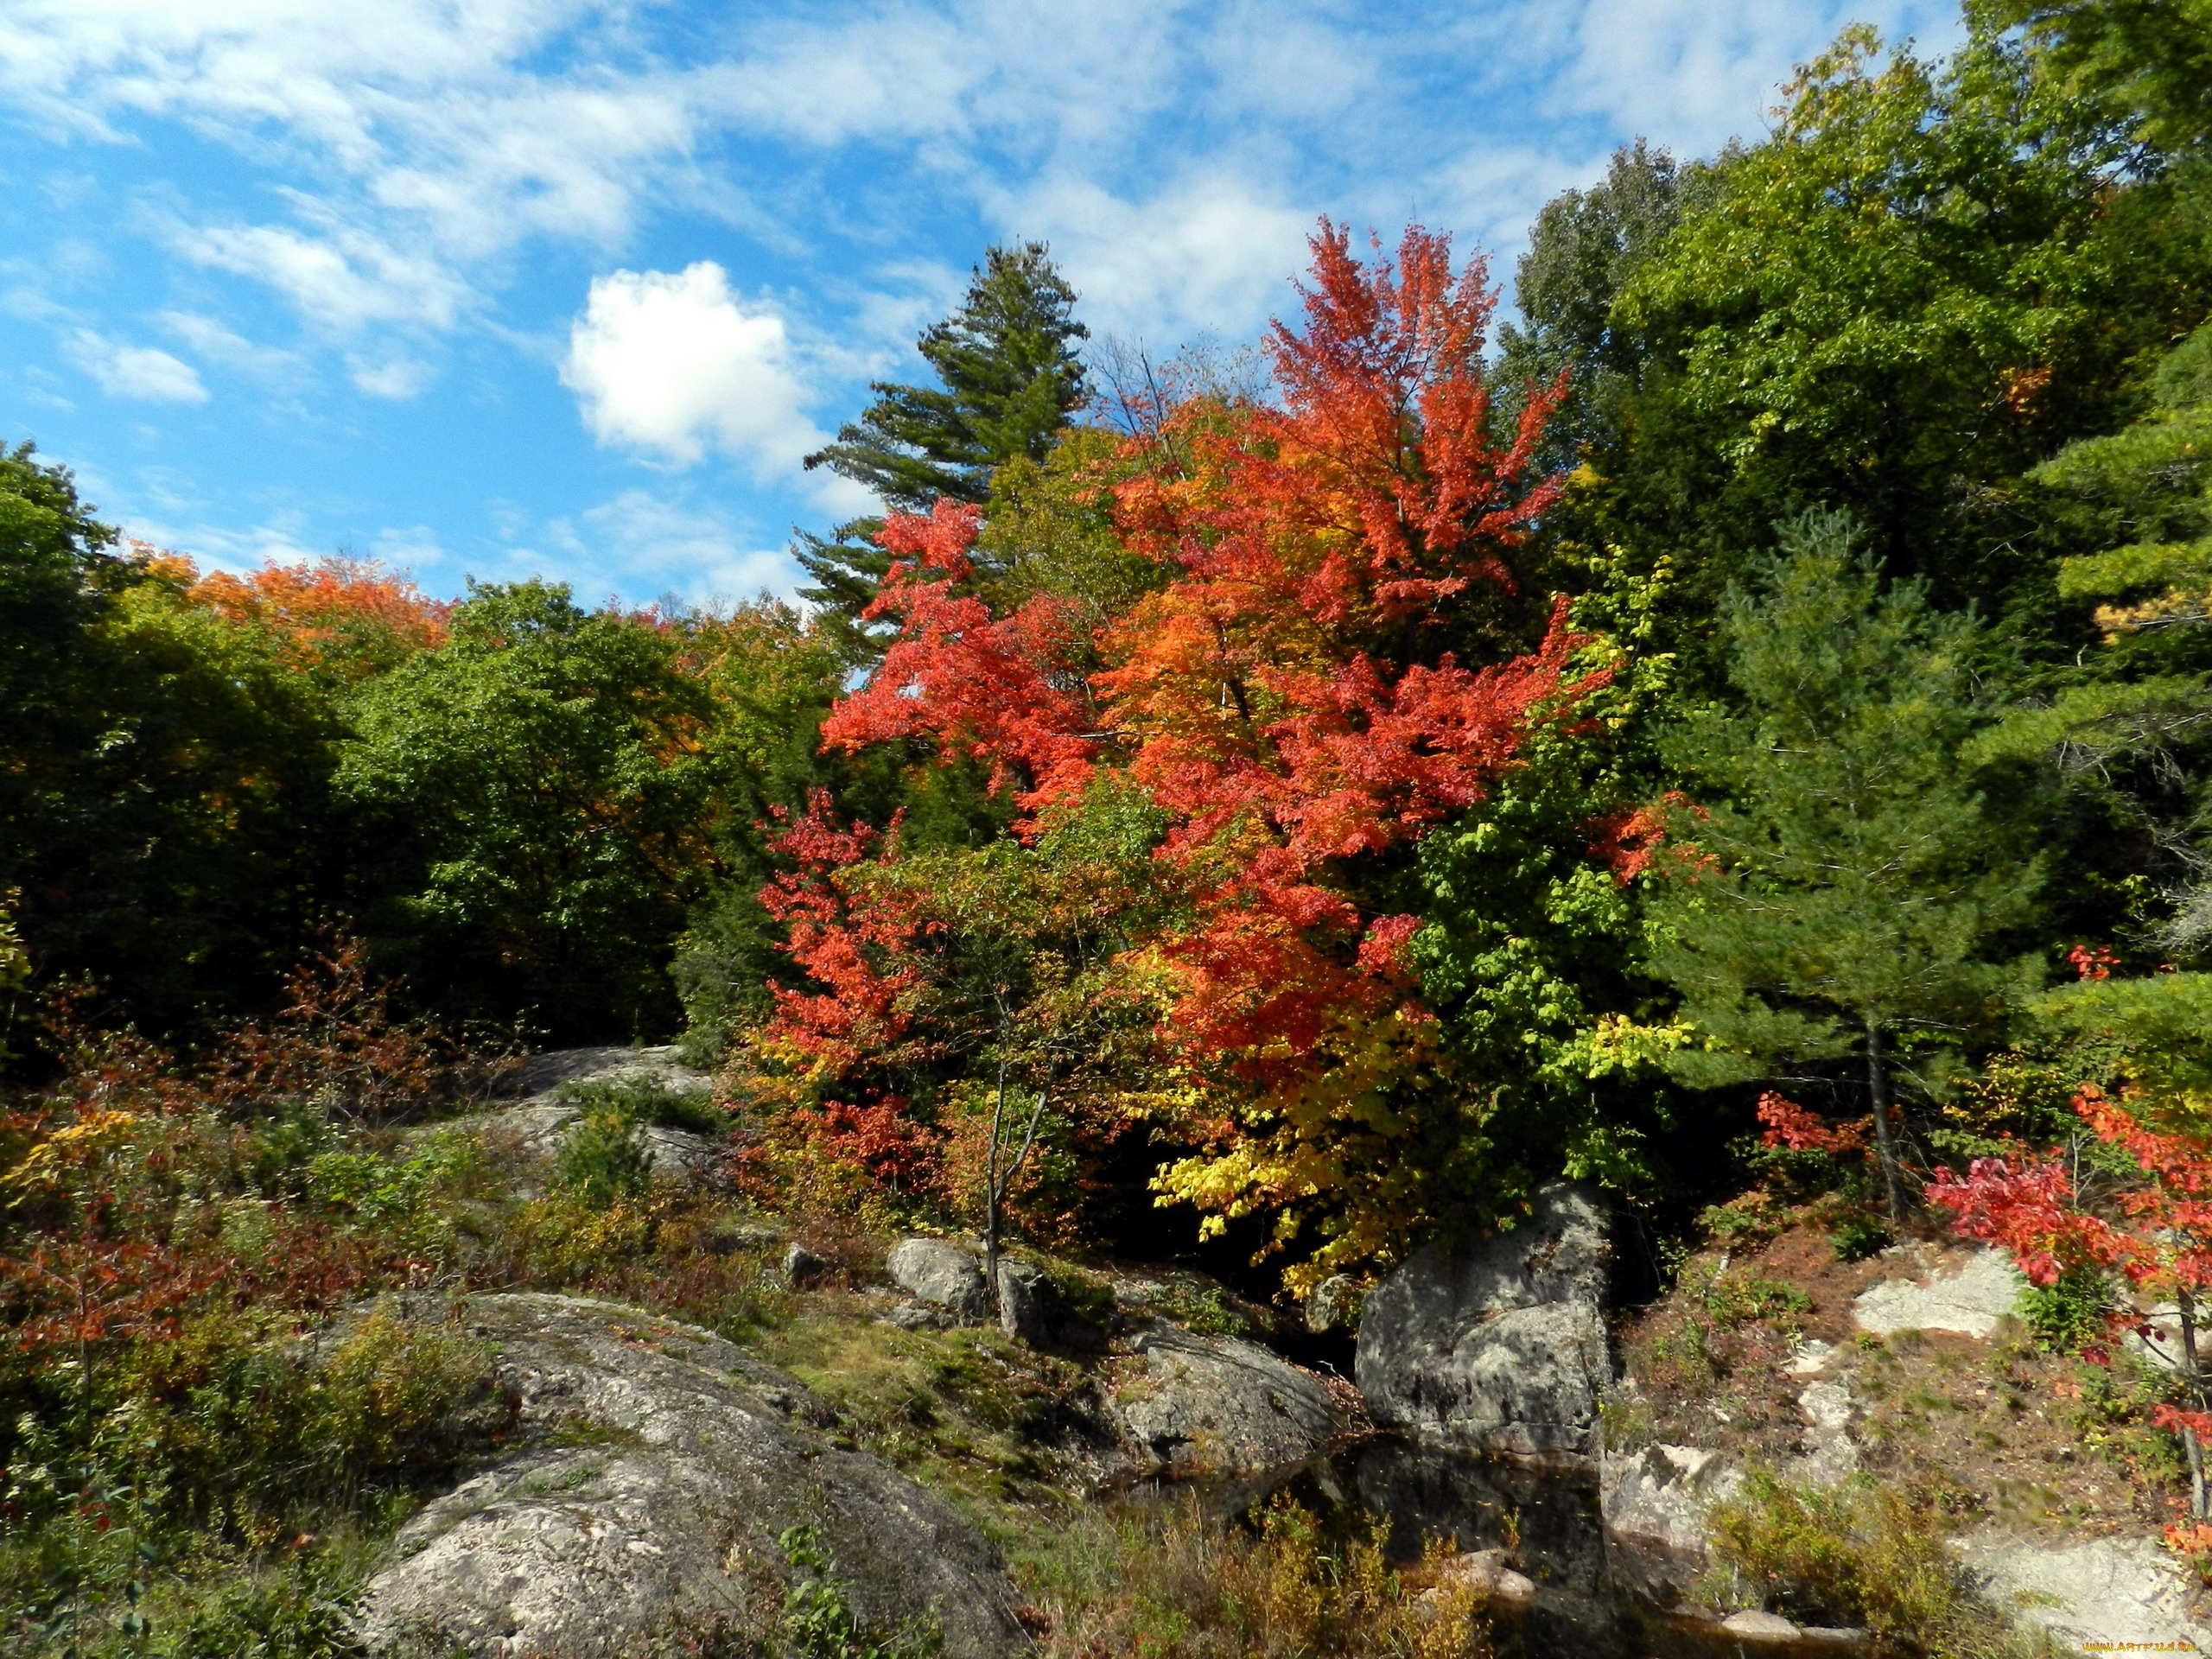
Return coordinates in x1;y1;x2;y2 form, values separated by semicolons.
556;1076;724;1137
1830;1214;1890;1262
2018;1264;2113;1355
779;1524;942;1659
553;1105;653;1209
1703;1468;2039;1657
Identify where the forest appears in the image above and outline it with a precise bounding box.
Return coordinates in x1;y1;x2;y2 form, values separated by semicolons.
5;2;2212;1654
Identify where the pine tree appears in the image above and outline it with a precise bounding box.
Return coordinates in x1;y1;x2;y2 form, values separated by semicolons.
798;243;1090;661
1644;512;2041;1219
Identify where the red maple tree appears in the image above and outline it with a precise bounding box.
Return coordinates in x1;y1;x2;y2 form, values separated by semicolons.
760;223;1605;1256
1929;1083;2212;1524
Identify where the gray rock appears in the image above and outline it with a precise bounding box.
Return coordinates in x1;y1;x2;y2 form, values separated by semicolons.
431;1103;723;1192
1356;1182;1611;1460
782;1242;827;1287
1305;1274;1362;1335
887;1237;989;1319
1957;1529;2209;1646
502;1044;715;1101
1434;1548;1535;1602
1109;1324;1337;1475
1720;1609;1802;1640
995;1260;1055;1344
1600;1441;1743;1601
1853;1248;2023;1338
887;1300;959;1331
358;1293;1025;1659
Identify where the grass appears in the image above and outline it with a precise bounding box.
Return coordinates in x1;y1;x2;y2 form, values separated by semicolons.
1702;1467;2051;1659
1021;1496;1494;1659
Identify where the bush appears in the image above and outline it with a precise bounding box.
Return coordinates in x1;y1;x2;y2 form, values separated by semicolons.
779;1525;941;1659
556;1076;724;1137
1831;1214;1891;1262
1703;1468;2039;1658
2018;1265;2113;1355
554;1104;653;1208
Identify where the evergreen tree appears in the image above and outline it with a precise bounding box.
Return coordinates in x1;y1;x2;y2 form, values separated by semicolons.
1977;321;2212;952
1644;512;2042;1218
798;243;1090;661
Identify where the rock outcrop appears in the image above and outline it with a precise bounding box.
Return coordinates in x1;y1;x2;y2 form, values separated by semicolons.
887;1237;991;1319
358;1293;1027;1659
1957;1530;2208;1648
434;1046;725;1189
1355;1181;1610;1460
1852;1247;2023;1338
1108;1324;1338;1475
1599;1441;1744;1601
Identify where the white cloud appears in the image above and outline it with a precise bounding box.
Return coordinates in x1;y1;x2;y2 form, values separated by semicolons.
158;309;300;380
63;330;209;403
1011;172;1313;342
561;261;822;474
371;523;446;569
166;217;470;333
503;489;799;605
348;355;433;398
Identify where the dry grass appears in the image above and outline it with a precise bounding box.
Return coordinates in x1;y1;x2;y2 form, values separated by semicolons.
1023;1496;1493;1659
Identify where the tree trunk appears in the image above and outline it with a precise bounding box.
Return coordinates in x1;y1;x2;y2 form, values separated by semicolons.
2183;1287;2208;1522
984;1046;1007;1315
1865;1018;1905;1224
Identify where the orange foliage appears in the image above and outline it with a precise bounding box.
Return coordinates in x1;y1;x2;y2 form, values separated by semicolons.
821;503;1098;821
1756;1091;1870;1155
1093;223;1595;1091
186;553;449;680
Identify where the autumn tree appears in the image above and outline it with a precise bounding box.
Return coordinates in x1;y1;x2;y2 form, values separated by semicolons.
741;779;1171;1253
791;224;1605;1284
186;555;448;685
1644;513;2043;1220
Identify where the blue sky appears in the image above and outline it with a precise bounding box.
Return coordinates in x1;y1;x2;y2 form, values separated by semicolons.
0;0;1961;608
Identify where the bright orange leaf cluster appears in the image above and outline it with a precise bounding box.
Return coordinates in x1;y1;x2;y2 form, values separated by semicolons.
1756;1090;1870;1155
821;502;1096;820
188;554;450;681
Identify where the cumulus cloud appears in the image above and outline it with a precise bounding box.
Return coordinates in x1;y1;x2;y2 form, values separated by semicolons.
1012;172;1313;341
561;262;822;474
63;330;209;403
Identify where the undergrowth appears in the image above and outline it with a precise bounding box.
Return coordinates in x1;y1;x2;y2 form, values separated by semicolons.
1024;1496;1491;1659
1702;1468;2047;1659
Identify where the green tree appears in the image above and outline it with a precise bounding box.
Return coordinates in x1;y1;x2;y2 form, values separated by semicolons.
798;243;1090;660
1563;23;2211;669
339;581;720;1038
1978;0;2212;157
1975;321;2212;952
1644;513;2044;1218
0;451;352;1032
1497;139;1716;468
